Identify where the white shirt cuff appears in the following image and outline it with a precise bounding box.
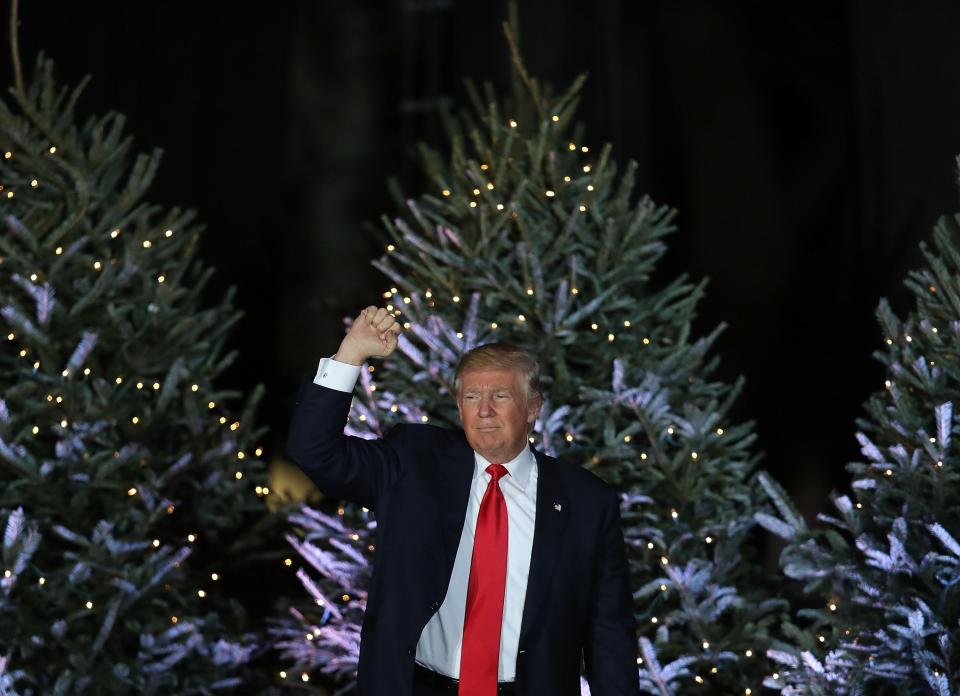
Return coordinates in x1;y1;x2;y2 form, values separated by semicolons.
313;356;362;392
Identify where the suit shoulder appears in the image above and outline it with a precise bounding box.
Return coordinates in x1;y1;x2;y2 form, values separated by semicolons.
550;455;620;500
386;421;463;445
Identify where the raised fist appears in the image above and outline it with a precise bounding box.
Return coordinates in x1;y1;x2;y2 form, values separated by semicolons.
335;306;402;365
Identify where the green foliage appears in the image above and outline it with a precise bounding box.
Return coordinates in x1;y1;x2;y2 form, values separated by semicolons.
0;56;283;693
758;217;960;694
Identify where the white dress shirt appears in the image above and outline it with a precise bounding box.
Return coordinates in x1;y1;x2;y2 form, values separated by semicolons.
314;356;538;680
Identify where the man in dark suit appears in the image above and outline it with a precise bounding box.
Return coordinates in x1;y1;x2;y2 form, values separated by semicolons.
287;306;639;696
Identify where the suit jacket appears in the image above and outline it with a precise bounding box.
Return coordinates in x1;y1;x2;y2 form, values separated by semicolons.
286;378;640;696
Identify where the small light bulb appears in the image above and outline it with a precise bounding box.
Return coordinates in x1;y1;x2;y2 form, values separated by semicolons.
55;246;62;255
128;488;137;496
165;229;174;237
131;416;139;424
508;119;518;128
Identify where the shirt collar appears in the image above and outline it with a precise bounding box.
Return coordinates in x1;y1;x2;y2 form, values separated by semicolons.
473;445;535;492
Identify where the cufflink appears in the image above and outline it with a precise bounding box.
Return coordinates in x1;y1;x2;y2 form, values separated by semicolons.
553;502;562;512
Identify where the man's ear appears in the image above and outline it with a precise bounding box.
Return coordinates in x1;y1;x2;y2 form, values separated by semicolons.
526;394;543;424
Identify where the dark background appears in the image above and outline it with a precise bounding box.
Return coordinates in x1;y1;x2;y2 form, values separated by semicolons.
9;1;960;528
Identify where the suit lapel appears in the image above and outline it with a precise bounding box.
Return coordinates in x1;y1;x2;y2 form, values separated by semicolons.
436;433;475;572
518;448;568;644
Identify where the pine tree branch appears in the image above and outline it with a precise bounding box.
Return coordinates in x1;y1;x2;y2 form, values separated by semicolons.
9;0;24;98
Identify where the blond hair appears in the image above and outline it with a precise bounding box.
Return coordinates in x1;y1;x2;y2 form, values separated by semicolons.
454;342;542;403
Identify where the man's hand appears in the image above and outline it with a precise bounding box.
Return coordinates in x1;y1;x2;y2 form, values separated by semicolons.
335;306;402;365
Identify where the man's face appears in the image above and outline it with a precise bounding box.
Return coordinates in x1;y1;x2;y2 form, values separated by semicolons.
456;368;541;464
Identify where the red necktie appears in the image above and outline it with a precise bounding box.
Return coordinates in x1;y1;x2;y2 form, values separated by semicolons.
459;463;509;696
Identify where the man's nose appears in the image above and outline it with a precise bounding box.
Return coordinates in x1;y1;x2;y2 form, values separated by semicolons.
478;396;495;416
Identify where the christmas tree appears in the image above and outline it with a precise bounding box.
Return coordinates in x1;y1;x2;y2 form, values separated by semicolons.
757;177;960;693
0;54;284;692
275;24;789;695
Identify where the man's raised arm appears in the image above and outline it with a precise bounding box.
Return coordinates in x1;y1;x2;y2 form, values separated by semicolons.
286;306;403;511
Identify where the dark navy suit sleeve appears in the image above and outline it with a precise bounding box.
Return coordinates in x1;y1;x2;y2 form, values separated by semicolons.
286;376;404;512
584;489;641;695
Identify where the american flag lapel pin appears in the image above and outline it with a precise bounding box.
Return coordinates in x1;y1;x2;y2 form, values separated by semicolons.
553;502;562;512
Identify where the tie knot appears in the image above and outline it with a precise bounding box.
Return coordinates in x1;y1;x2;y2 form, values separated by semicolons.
486;463;508;482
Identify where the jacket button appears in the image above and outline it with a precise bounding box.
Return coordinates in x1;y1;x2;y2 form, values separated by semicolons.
429;601;441;611
406;646;414;656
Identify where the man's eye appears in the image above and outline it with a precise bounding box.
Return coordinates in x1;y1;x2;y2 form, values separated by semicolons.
495;393;511;400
